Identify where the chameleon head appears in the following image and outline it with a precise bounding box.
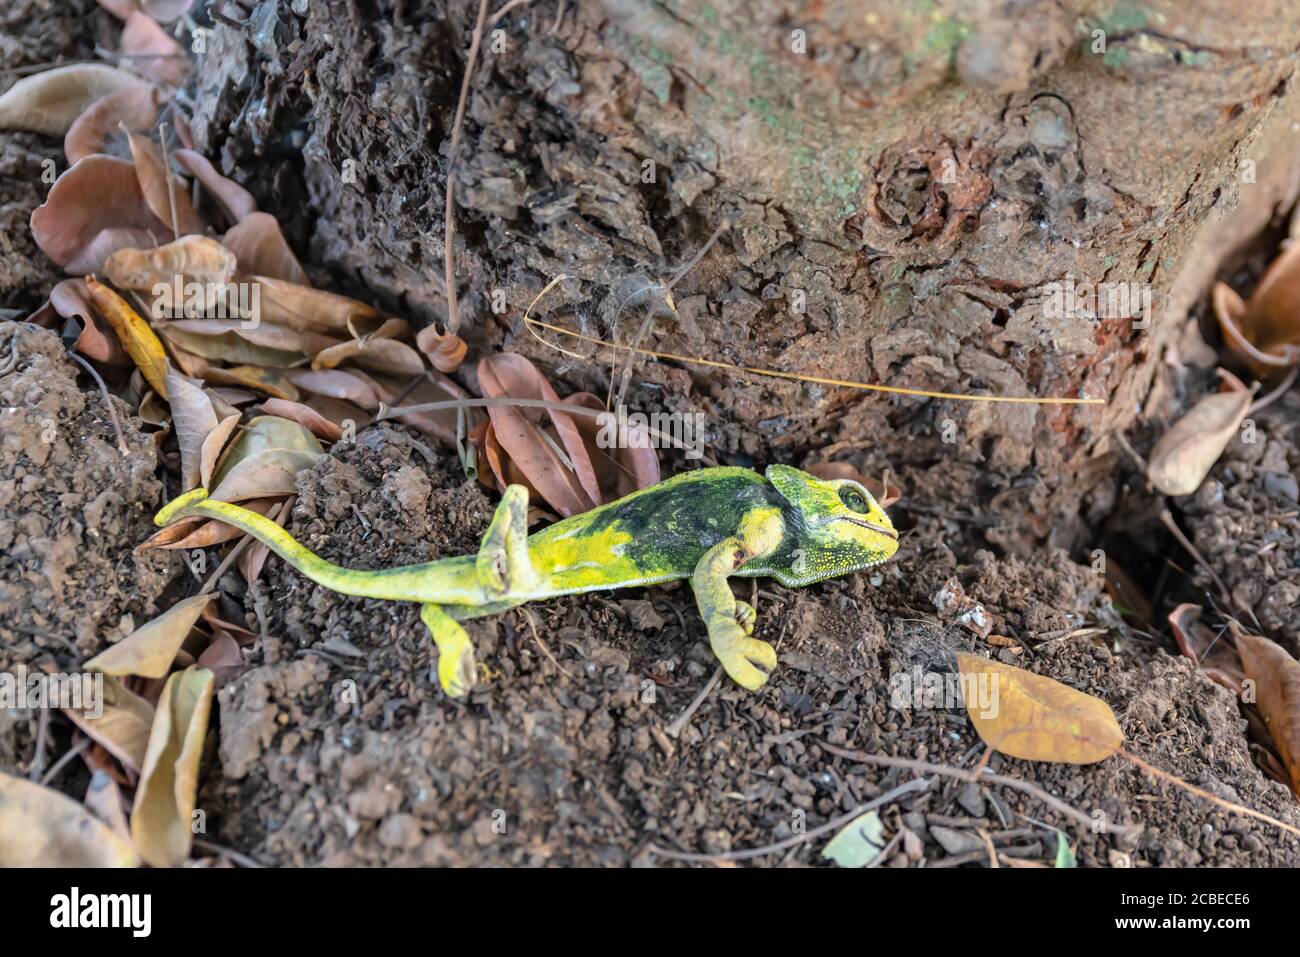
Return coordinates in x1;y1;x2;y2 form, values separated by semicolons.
764;465;899;584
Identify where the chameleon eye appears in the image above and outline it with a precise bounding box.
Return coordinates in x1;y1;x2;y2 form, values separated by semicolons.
838;486;868;513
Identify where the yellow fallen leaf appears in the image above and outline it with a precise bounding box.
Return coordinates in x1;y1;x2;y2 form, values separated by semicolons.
86;276;169;397
63;674;155;773
84;593;213;678
0;770;138;866
131;666;215;868
955;652;1123;764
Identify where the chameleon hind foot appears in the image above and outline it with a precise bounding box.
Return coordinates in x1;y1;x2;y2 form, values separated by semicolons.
709;622;778;691
422;603;477;698
476;484;537;597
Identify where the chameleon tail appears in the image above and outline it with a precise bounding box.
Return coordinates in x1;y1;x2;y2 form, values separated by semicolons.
153;489;448;601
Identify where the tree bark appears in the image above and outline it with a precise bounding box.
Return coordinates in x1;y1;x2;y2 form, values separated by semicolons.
187;0;1300;549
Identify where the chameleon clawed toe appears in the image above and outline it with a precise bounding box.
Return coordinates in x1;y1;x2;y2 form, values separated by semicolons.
153;465;899;697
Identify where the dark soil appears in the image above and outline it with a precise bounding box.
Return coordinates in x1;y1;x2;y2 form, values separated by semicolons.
196;425;1300;866
0;323;174;774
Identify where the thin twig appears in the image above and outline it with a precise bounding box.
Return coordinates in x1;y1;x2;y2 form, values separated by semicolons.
816;740;1131;837
443;0;490;335
39;736;92;786
664;665;723;738
1121;749;1300;839
646;776;931;863
520;607;576;680
1160;509;1262;631
520;277;1104;406
158;121;180;238
194;838;265;868
68;352;129;456
1248;365;1298;415
29;709;50;782
487;0;532;26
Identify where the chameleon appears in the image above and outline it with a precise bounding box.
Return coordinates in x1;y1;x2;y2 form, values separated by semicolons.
154;465;899;698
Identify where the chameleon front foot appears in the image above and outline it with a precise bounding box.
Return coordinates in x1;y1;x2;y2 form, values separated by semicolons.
421;603;477;699
709;622;778;691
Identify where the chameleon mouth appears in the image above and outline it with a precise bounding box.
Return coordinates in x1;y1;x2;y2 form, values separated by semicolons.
838;516;898;540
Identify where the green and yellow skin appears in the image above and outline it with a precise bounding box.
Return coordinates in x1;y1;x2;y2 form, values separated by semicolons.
154;465;899;698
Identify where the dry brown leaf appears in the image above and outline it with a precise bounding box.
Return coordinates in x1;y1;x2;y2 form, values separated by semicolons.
311;334;426;377
142;0;195;21
955;652;1124;764
197;632;243;688
125;128;204;237
1168;604;1245;693
0;63;150;136
199;364;300;401
478;353;602;516
30;154;167;273
0;771;138;867
1147;370;1252;496
85;276;170;396
416;324;468;373
1234;625;1300;795
165;365;219;490
167;318;339;355
64;85;158;163
63;674;155;773
137;497;278;550
121;11;189;86
287;368;385;410
130;665;214;867
84;771;133;845
96;0;144;17
1214;244;1300;375
238;495;294;585
252;276;383;335
159;324;303;367
105;234;236;294
257;398;344;441
48;278;131;365
209;415;323;502
85;593;213;678
174;148;256;224
200;413;241;489
223;211;309;284
567;391;660;500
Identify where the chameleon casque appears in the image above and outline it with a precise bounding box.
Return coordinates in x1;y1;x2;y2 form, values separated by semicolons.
154;465;899;698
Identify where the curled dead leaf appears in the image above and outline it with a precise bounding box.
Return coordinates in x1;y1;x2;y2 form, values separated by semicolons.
1168;604;1245;693
85;592;212;678
1147;370;1252;497
0;771;138;867
30;154;168;273
252;276;382;336
174;148;256;224
121;11;190;87
223;212;308;284
955;652;1124;764
49;278;130;365
0;63;150;136
1214;243;1300;376
416;324;468;373
125;128;204;237
1234;624;1300;796
257;398;344;442
209;415;323;502
85;276;169;396
64;85;159;163
476;353;602;516
64;675;155;773
130;665;214;867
